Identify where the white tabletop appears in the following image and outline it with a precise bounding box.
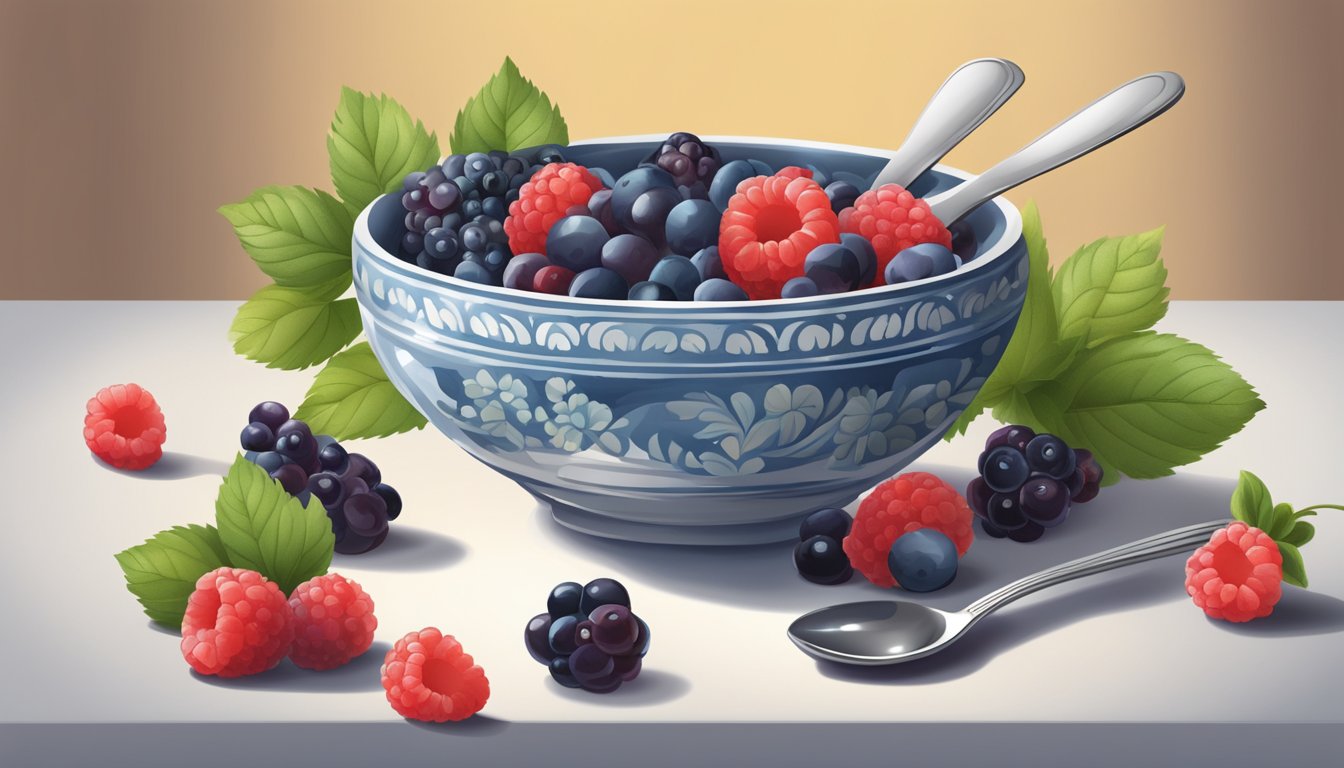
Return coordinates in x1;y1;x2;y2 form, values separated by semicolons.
2;300;1341;766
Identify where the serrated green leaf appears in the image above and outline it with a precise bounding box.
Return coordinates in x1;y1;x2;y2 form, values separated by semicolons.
219;186;354;289
228;278;361;370
115;525;231;629
294;342;427;439
1052;227;1169;346
215;455;333;596
1230;470;1274;527
328;87;440;217
450;57;568;154
1278;542;1308;588
1030;332;1264;481
1280;521;1316;548
988;202;1074;386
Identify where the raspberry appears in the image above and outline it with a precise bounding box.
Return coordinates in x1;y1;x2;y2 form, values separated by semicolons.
719;172;840;299
1185;522;1283;623
181;567;294;678
839;184;952;286
775;166;814;180
843;472;975;588
83;383;166;470
287;573;377;671
381;628;490;722
504;162;605;256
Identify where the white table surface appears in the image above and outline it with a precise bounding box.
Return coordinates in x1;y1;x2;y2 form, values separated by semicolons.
2;300;1342;766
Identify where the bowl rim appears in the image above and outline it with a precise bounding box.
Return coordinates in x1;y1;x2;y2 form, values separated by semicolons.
354;134;1023;312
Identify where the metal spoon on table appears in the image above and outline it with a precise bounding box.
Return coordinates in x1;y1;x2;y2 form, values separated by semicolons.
870;57;1025;190
788;520;1223;666
925;71;1185;226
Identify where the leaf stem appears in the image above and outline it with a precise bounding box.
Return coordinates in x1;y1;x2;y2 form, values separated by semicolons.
1298;504;1344;514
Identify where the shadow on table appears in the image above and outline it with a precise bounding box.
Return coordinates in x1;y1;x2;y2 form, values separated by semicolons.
191;642;390;693
338;527;467;572
1213;588;1344;637
534;466;1237;615
543;669;691;707
407;714;511;736
96;451;231;480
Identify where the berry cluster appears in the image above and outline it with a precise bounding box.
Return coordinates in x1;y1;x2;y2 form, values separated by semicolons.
793;508;854;585
181;569;376;677
524;578;650;694
240;401;402;554
966;425;1104;542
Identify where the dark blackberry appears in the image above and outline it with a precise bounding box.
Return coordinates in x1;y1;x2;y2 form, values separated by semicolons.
971;425;1103;542
643;131;721;199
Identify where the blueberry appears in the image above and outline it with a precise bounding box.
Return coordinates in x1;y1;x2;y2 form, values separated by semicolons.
423;227;459;261
611;166;677;231
480;170;509;197
887;529;958;592
830;170;871;189
690;246;726;281
442;154;466;179
401;230;424;256
840;233;877;287
693;278;748;301
626;186;682;248
799;507;852;542
416;250;459;275
459;221;491;253
461;198;483;219
794;535;853;585
747;158;773;176
648;254;701;301
664;199;721;256
981;446;1030;492
427;182;461;212
250;450;287;474
587;166;617;188
949;219;978;262
546;215;610;272
825;180;861;213
547;581;584;618
1025;434;1077;479
708;159;759;212
454;260;496;285
483;244;510;275
586;189;622;236
463;152;494;182
568;267;628;300
240;421;274;452
579;578;631;614
481;196;507;221
781;276;820;298
804;243;862;293
628;280;678;301
885;243;958;284
600;234;660;285
525;613;555;664
503;252;550;291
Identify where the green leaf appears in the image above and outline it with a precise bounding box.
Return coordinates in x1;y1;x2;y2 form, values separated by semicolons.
1280;521;1316;548
1268;502;1298;540
215;455;333;596
1230;470;1274;527
1277;542;1308;589
1030;332;1265;481
450;57;568;154
328;87;440;217
229;279;361;370
294;342;427;439
988;202;1077;386
115;525;231;629
219;186;354;289
1052;227;1169;346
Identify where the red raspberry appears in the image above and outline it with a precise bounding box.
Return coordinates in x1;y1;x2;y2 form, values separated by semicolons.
83;383;166;470
844;472;975;588
839;184;952;286
719;172;840;299
775;166;814;180
287;573;377;671
381;628;490;722
505;162;605;256
1185;522;1283;623
181;567;294;678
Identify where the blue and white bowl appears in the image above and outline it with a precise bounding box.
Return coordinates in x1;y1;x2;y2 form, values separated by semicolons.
353;136;1028;544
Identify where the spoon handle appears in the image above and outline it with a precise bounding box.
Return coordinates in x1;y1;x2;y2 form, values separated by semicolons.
964;520;1226;618
926;71;1185;226
871;58;1025;190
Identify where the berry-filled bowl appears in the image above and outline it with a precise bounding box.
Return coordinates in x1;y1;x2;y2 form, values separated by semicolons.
353;135;1027;545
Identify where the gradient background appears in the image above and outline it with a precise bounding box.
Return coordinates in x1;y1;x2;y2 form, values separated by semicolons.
1;0;1339;300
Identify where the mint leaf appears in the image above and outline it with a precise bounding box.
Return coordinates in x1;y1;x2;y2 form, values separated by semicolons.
215;455;333;596
1281;522;1315;548
1031;332;1264;481
115;525;231;629
1268;502;1297;540
1230;470;1273;527
1052;227;1169;346
229;279;361;370
294;342;427;439
451;57;568;154
219;186;354;289
1278;542;1308;588
328;88;440;217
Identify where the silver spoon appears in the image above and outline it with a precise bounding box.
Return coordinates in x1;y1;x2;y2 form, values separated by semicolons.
788;519;1224;666
927;71;1185;226
871;58;1025;190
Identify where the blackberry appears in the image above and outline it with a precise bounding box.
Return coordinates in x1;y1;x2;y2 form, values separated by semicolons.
966;425;1104;542
527;578;648;693
793;508;855;585
642;131;722;200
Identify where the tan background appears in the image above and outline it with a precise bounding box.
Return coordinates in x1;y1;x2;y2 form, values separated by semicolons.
1;0;1340;300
